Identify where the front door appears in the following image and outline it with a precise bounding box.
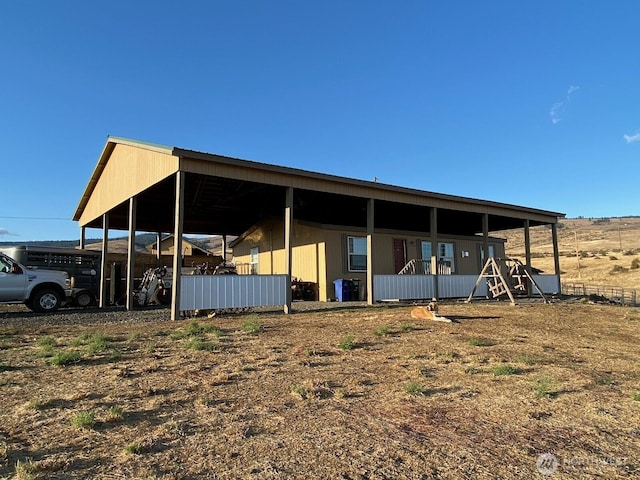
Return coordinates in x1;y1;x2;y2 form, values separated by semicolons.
393;239;407;273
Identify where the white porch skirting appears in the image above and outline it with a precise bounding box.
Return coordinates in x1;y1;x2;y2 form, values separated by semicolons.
373;274;559;301
179;274;287;311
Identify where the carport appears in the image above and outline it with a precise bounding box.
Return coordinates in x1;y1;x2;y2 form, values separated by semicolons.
73;137;564;320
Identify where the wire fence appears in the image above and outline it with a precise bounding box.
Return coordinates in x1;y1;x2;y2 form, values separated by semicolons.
562;283;638;306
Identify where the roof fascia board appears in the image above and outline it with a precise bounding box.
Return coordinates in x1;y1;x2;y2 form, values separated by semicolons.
174;147;564;221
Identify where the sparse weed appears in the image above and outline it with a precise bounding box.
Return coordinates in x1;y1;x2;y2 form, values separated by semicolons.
47;350;82;366
127;332;142;342
631;258;640;270
405;381;427;396
108;349;123;362
86;334;111;355
242;316;263;334
304;348;317;357
633;392;640;401
37;336;57;349
25;397;51;410
373;325;391;337
185;337;217;352
14;458;38;480
533;375;559;399
468;338;495;347
105;406;124;422
71;411;96;430
0;360;12;372
291;385;310;399
593;374;614;386
124;443;143;455
492;364;520;376
464;366;482;375
339;334;356;351
400;322;414;332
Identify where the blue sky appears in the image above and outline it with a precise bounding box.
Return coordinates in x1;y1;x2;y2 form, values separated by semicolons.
1;1;638;241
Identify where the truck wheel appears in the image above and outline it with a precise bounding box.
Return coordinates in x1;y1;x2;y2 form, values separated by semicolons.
74;290;95;308
31;289;63;313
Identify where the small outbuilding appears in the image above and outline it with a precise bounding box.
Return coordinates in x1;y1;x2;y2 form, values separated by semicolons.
73;136;564;319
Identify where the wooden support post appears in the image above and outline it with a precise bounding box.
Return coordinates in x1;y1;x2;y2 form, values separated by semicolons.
551;223;561;293
367;198;374;305
99;214;109;308
222;234;227;262
524;219;532;297
126;197;137;311
171;171;185;321
79;226;86;249
482;212;489;265
430;207;439;299
284;187;293;314
156;232;162;263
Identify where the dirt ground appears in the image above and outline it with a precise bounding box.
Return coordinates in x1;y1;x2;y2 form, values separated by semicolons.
1;301;639;479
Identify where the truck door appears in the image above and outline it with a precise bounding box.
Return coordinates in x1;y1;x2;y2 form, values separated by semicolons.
0;256;28;301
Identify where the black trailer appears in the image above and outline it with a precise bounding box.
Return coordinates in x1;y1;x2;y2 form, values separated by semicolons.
0;246;101;307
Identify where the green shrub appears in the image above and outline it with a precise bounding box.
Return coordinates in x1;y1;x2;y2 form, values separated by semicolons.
405;381;427;396
124;443;143;455
533;375;559;399
242;316;262;334
492;364;520;376
37;336;57;349
373;325;391;337
631;258;640;270
338;334;356;351
291;385;310;399
71;411;96;430
185;337;217;351
47;350;82;366
106;406;124;422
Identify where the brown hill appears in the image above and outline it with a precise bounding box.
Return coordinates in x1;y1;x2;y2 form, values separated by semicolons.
499;217;640;289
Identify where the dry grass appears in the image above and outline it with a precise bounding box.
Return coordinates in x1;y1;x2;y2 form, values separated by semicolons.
501;217;640;289
1;302;639;478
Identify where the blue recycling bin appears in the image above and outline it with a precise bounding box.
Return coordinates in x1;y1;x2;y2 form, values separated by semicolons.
333;279;351;302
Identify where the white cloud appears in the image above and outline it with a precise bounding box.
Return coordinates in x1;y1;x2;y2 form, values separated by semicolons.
624;132;640;144
550;85;580;125
0;227;18;237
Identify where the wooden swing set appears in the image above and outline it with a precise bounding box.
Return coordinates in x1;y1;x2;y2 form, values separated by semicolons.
466;257;549;305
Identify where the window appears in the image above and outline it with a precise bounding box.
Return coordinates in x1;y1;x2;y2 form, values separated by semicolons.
249;247;259;274
438;242;455;272
347;236;367;272
420;241;455;273
480;244;495;263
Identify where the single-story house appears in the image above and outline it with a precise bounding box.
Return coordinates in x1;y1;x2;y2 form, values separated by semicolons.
231;217;508;301
73;136;565;319
147;234;213;257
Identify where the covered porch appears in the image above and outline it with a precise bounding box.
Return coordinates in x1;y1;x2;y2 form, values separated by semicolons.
74;137;564;319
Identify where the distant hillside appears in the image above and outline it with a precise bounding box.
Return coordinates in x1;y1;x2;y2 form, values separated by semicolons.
500;216;640;289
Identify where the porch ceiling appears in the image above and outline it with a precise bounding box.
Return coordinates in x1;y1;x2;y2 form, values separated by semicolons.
80;173;552;236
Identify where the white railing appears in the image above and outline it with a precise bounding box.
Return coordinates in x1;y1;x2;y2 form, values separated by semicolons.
179;274;287;311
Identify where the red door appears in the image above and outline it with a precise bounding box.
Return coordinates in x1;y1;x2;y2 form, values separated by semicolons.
393;239;407;273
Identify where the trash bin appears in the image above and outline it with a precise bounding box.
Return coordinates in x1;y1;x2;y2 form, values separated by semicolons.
349;278;361;301
333;279;351;302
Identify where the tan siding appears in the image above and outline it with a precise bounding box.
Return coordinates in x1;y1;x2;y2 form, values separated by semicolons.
79;144;178;226
232;220;509;301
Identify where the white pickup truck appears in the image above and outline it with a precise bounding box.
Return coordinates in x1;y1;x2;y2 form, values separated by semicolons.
0;252;72;312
